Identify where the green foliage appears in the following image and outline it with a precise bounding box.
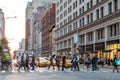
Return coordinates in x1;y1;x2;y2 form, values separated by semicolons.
0;37;10;55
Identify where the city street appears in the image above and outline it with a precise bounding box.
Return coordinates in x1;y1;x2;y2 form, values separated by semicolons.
0;67;120;80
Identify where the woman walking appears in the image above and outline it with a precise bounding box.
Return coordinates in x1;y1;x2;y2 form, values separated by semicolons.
113;55;119;73
85;54;91;71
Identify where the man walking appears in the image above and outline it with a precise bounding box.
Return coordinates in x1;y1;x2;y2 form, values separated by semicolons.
62;54;66;71
48;55;55;70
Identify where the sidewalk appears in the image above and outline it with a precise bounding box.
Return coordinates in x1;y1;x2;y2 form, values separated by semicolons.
80;64;120;69
99;65;120;69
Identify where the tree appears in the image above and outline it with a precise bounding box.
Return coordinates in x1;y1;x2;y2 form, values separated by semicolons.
0;37;10;55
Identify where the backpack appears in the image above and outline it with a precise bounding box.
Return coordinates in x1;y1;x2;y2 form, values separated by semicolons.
115;59;120;66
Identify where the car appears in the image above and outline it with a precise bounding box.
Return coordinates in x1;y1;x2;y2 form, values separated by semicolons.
35;57;49;67
60;59;72;68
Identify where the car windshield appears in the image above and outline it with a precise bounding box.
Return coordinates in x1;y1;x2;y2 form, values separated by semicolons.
39;57;47;62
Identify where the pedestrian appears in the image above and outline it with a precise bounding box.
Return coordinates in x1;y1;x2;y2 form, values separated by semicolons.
21;53;26;71
48;54;55;70
92;54;98;71
62;53;67;71
71;55;76;71
100;57;104;67
55;55;60;71
31;54;35;70
25;53;29;71
74;54;80;71
0;56;2;71
84;54;91;71
17;53;22;72
113;55;119;73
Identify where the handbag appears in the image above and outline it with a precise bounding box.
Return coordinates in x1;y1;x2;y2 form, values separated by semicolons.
115;59;120;66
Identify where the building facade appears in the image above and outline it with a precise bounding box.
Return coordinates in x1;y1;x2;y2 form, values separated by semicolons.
41;3;56;56
55;0;120;59
25;1;33;53
0;9;5;39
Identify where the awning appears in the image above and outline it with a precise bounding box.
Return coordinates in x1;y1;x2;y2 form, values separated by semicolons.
103;50;112;52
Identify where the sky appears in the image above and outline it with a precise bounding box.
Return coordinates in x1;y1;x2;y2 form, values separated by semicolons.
0;0;32;53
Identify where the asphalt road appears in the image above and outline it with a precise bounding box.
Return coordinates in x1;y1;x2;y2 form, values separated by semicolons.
0;67;120;80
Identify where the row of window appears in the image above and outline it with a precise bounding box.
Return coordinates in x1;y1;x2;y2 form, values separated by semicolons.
56;0;119;30
80;23;119;43
57;23;119;50
56;0;102;16
57;39;72;50
56;0;99;25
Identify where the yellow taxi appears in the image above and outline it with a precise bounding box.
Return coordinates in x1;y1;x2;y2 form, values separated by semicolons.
35;57;49;67
60;59;72;68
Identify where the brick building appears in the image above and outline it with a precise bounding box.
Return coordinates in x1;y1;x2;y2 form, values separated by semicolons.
41;3;55;55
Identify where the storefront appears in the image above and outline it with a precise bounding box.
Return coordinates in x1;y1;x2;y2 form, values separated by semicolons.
106;40;120;60
95;42;105;58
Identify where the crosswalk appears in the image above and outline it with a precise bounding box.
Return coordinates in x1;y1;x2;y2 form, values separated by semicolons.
0;67;114;74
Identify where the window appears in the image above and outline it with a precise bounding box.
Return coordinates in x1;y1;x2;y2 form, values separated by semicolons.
75;1;77;7
76;11;77;17
60;14;63;20
79;19;81;27
60;30;63;36
68;6;72;13
57;16;59;22
114;0;118;11
70;6;72;12
114;24;119;36
110;25;112;37
108;2;112;14
68;39;71;46
73;13;75;19
90;13;93;22
68;0;72;4
79;0;81;4
73;21;77;30
57;32;59;38
79;8;81;15
64;41;67;48
60;5;63;12
64;28;67;35
57;9;59;15
82;17;84;26
100;7;104;18
76;21;78;29
90;0;93;8
82;6;84;13
80;35;84;43
64;1;67;8
73;23;76;30
64;19;67;25
87;15;89;24
68;25;72;32
57;43;59;50
96;0;99;4
73;2;75;9
87;32;93;42
57;2;59;8
60;0;63;4
87;3;89;10
97;28;104;40
68;15;72;22
96;9;99;19
60;42;62;48
57;24;59;29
